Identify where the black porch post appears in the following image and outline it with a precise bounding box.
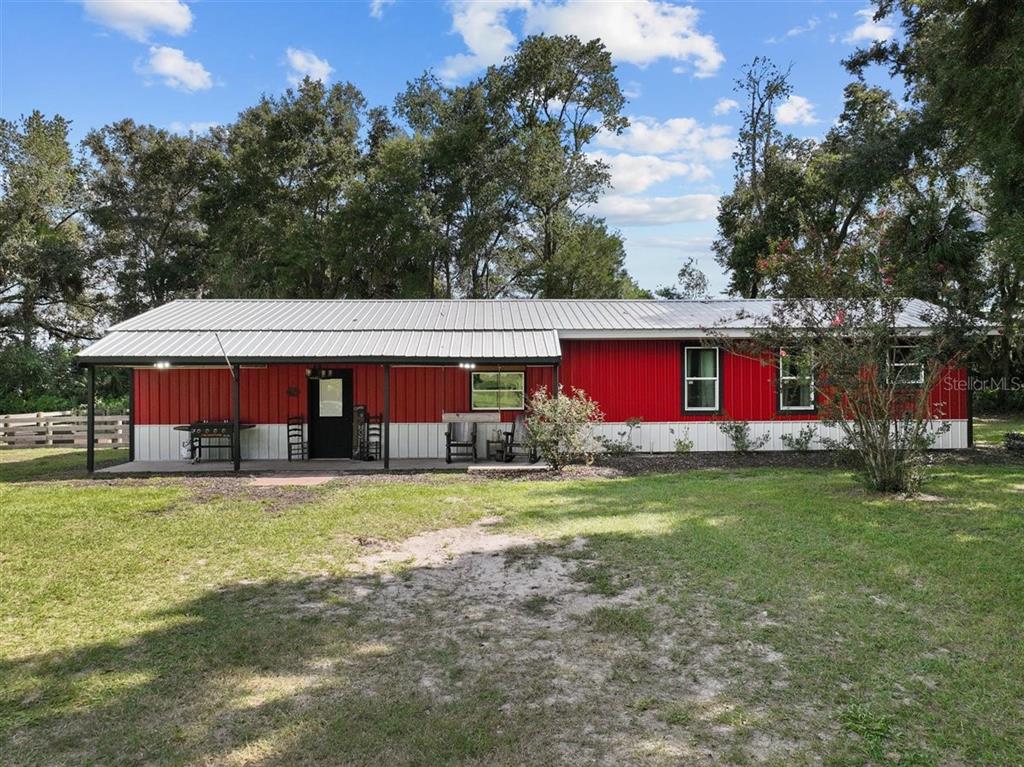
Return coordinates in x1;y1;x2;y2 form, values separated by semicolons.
553;363;560;397
232;364;241;472
383;363;391;471
967;368;974;448
86;365;95;475
127;368;135;462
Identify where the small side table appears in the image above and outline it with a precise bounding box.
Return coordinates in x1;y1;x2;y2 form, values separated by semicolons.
486;438;505;461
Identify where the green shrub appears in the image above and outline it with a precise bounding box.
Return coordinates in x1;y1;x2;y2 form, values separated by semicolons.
720;417;770;453
596;416;642;454
1005;432;1024;452
780;424;816;452
668;426;693;452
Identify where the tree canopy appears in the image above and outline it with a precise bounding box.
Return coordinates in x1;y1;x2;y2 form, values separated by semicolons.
4;16;1024;413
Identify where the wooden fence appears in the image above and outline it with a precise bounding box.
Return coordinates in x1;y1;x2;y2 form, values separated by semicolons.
0;411;129;449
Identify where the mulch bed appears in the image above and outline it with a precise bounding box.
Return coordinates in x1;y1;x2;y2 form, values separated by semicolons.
584;446;1023;474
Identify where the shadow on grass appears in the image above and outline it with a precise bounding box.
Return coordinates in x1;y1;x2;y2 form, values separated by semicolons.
1;574;540;766
0;524;814;767
0;448;127;483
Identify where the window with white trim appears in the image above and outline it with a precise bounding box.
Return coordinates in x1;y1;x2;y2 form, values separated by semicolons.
684;346;719;411
888;345;925;385
779;350;814;411
471;371;525;410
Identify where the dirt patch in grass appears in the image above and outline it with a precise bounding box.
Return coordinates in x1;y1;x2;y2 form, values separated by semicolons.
289;516;821;765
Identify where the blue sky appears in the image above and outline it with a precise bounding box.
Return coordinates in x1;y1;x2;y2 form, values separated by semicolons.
0;0;898;294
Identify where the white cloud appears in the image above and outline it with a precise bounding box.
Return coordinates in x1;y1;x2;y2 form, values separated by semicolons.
169;120;218;134
136;46;212;92
843;8;895;44
82;0;192;41
767;16;819;43
595;116;733;161
712;97;738;116
590;151;710;195
439;0;530;82
788;16;820;36
624;81;642;100
369;0;395;19
523;0;723;77
285;48;334;87
591;193;719;226
777;95;819;126
439;0;722;82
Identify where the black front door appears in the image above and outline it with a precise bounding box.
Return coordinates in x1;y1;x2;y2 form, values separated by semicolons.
308;370;353;458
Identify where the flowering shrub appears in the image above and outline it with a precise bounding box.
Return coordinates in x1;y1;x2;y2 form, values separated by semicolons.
524;385;604;470
713;291;980;492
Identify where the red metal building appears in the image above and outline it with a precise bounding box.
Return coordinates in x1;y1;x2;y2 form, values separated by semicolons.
76;299;970;470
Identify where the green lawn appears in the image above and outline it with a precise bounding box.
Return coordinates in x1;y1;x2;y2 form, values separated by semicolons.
974;413;1024;447
0;446;125;482
1;454;1023;765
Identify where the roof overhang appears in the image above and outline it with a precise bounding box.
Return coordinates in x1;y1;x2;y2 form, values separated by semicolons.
556;327;943;340
75;329;563;367
78;356;563;367
558;328;758;339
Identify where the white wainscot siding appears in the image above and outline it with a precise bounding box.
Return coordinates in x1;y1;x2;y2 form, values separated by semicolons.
133;419;969;461
134;424;298;461
388;423;447;459
590;420;968;453
137;423;447;461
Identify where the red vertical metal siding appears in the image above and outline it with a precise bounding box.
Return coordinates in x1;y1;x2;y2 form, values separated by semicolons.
135;365;310;424
558;339;968;422
132;348;967;425
930;364;967;420
560;340;682;422
135;363;559;424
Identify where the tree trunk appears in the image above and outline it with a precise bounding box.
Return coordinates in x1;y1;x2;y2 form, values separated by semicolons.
20;292;35;349
998;333;1011;409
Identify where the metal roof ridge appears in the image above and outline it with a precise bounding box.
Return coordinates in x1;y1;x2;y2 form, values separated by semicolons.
107;327;563;333
155;297;776;303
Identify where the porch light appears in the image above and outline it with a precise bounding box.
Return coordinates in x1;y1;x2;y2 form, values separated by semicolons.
459;362;477;369
154;361;171;369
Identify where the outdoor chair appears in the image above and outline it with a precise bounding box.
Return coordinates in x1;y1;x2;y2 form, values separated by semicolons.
364;414;383;461
445;421;478;463
497;414;537;463
287;415;307;461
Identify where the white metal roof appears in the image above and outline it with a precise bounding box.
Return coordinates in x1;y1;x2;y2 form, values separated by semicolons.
77;328;561;364
77;298;938;364
104;298;796;332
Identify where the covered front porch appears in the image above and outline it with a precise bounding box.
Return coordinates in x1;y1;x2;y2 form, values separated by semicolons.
76;306;563;474
80;357;559;474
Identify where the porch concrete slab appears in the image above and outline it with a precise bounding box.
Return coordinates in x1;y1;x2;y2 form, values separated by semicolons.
94;457;548;476
467;463;550;473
